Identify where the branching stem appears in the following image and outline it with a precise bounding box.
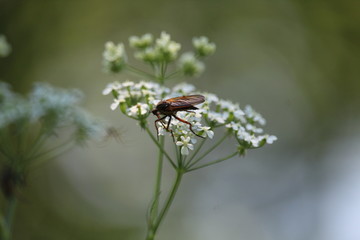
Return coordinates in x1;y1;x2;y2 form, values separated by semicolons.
145;127;176;169
187;152;238;172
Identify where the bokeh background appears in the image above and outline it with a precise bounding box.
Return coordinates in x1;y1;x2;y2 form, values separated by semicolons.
1;0;360;239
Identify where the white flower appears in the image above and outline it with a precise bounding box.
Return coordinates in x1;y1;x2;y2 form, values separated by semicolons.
102;82;121;95
266;135;277;144
225;122;239;131
136;81;156;89
237;129;251;141
207;111;226;124
176;136;194;155
155;32;181;61
219;99;238;112
157;126;166;136
110;96;126;110
199;126;214;139
192;36;216;57
103;42;126;62
234;109;245;118
127;103;149;117
202;93;219;104
168;41;181;56
173;83;195;94
122;80;134;87
129;33;153;49
141;89;156;97
178;52;205;76
244;105;266;125
103;42;127;73
250;136;260;147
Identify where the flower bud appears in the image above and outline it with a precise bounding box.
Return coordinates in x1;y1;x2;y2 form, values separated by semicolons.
155;32;181;62
178;52;205;77
103;42;127;73
192;36;216;57
129;33;153;49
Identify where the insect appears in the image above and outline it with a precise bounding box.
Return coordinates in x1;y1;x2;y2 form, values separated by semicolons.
152;95;205;139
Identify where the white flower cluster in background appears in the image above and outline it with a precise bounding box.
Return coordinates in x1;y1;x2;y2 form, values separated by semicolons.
0;35;11;57
103;81;277;155
0;82;108;144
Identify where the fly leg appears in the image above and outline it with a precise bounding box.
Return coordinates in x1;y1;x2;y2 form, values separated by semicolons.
155;115;167;140
165;116;175;142
172;114;205;139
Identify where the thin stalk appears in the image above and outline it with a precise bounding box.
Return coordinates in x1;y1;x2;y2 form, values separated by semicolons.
146;170;184;240
150;136;165;221
26;133;49;162
165;70;181;80
29;138;73;161
174;144;180;167
187;133;229;169
187;152;238;172
126;65;156;79
184;138;207;168
1;197;17;240
30;143;75;169
156;62;167;84
145;127;176;169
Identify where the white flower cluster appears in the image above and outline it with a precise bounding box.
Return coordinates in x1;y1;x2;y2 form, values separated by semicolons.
102;42;127;73
0;82;108;143
129;33;153;49
130;32;181;63
102;80;169;117
0;35;11;57
103;32;216;78
103;80;276;155
178;52;205;77
192;36;216;57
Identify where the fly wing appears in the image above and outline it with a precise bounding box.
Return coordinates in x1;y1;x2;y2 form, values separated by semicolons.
166;95;205;108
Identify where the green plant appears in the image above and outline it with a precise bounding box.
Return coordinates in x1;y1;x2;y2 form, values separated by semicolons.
102;32;277;240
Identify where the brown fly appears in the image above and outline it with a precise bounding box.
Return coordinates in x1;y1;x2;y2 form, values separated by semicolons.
152;95;205;139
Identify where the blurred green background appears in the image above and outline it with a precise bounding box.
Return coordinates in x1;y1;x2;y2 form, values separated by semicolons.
1;0;360;239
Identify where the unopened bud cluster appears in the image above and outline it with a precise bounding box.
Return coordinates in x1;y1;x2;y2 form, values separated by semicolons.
103;42;127;73
102;32;216;79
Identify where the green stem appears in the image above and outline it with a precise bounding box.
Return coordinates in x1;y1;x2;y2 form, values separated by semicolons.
150;136;165;221
185;138;207;168
30;143;75;169
174;144;180;167
187;133;229;169
165;70;182;80
26;133;48;162
29;139;73;161
1;197;17;240
146;170;184;240
145;127;176;169
156;62;167;84
126;65;155;79
187;152;238;172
